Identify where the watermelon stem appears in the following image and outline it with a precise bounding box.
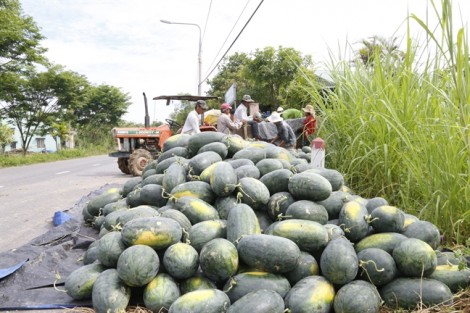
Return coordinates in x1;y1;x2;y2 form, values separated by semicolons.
364;214;378;224
182;228;191;244
187;166;200;181
53;271;67;293
222;277;237;292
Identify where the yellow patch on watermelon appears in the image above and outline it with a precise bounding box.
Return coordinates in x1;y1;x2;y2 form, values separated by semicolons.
309;281;335;303
380;205;399;213
170;242;191;253
183;289;215;303
436;264;459;271
245;271;269;277
134;231;171;246
173;190;199;199
344;201;363;218
277;220;300;232
403;217;416;228
105;187;121;194
310;263;319;275
146;276;159;290
190;200;213;214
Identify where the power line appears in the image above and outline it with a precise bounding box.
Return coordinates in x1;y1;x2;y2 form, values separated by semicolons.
201;0;264;85
204;0;251;78
201;0;213;44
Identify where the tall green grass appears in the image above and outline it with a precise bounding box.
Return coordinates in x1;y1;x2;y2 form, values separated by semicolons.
311;0;469;244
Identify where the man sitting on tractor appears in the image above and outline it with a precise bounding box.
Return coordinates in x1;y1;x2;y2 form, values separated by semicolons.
181;100;208;135
234;95;261;140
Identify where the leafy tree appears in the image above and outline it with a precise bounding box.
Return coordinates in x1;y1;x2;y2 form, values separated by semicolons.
207;52;251;100
357;36;404;67
73;84;131;147
1;65;90;154
74;84;130;127
38;117;69;150
0;120;14;153
0;0;47;73
207;46;316;112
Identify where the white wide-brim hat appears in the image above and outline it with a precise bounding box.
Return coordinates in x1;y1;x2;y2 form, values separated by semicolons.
268;112;284;123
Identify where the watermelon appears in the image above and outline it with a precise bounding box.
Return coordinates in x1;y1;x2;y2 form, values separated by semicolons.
163;242;199;280
357;248;398;286
227;289;285;313
237;234;301;273
338;200;370;242
237;177;270;210
97;231;127;268
144;273;181;313
173;196;219;224
264;219;329;254
120;216;182;250
226;203;261;245
64;263;106;300
402;220;441;250
198;142;229;159
288;171;332;202
320;237;358;285
283;251;319;286
187;219;227;252
92;269;131;313
334;280;381;313
116;244;160;287
285;200;329;224
369;205;405;233
392;238;437;277
168;289;231;313
284;275;335;313
380;277;453;310
199;238;239;283
223;271;291;303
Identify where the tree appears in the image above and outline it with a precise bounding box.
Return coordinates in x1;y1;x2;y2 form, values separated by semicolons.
73;84;131;146
207;52;251;100
1;65;90;154
74;84;130;127
207;46;316;112
357;36;404;67
0;0;47;73
0;120;14;153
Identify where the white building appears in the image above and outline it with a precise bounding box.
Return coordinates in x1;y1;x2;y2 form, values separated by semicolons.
3;121;60;153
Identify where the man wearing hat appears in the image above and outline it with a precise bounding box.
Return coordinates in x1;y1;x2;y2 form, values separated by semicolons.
302;104;317;146
217;103;245;134
181;100;208;135
268;112;296;149
234;95;261;140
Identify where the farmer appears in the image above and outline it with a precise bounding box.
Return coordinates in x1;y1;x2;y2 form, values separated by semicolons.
217;103;245;134
234;95;261;140
302;104;317;146
181;100;208;135
268;112;296;149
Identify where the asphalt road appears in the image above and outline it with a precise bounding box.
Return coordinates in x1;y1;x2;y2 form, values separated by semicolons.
0;155;130;253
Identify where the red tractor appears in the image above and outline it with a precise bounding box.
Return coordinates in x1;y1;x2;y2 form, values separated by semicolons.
109;93;217;176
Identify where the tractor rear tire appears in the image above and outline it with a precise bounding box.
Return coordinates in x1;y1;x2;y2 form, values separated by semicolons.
128;149;152;176
117;157;131;175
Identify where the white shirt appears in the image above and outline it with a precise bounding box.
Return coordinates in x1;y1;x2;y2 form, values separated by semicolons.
181;110;201;135
234;103;252;122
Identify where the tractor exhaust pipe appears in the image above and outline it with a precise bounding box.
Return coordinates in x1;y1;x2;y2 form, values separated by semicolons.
143;92;150;128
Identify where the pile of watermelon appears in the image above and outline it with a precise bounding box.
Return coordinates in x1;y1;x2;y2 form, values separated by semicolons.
70;132;470;313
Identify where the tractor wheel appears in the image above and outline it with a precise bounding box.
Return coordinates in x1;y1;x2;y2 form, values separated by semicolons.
117;157;131;175
128;149;152;176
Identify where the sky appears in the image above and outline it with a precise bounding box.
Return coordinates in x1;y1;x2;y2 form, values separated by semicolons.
19;0;470;123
